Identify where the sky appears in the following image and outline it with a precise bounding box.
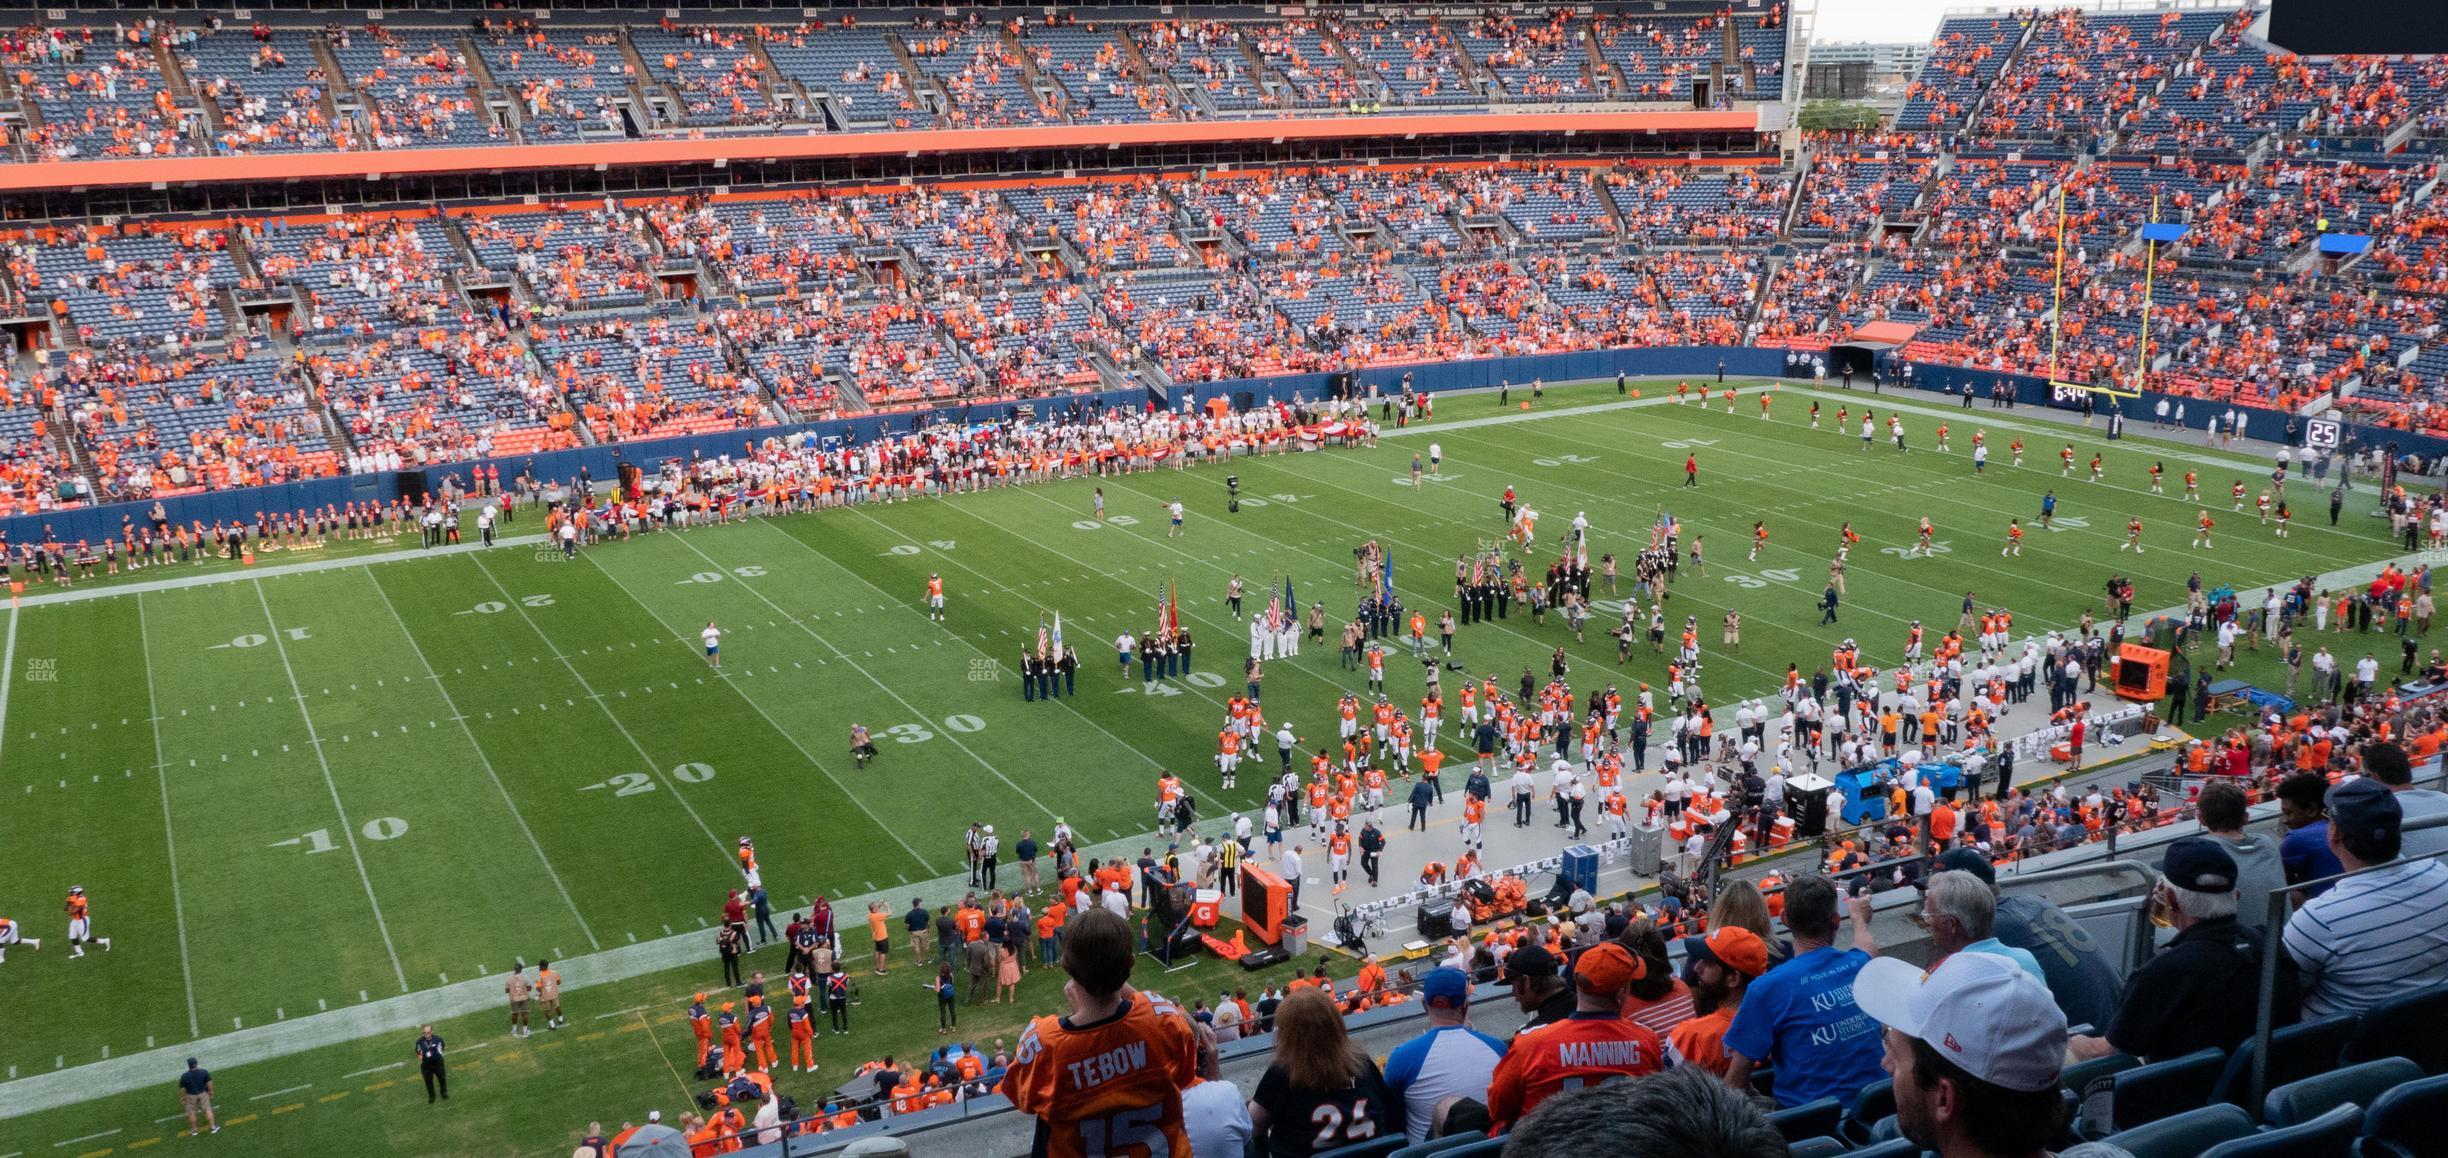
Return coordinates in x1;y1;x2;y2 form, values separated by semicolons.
1811;0;2000;44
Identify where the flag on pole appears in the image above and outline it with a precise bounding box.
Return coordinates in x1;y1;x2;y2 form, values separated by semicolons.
1165;579;1181;636
1051;609;1064;656
1283;574;1296;616
1378;548;1395;605
1036;612;1050;657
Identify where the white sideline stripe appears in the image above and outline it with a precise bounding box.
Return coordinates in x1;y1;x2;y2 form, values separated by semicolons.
362;570;599;952
49;1129;116;1146
340;1062;404;1078
136;595;203;1039
593;1005;650;1021
253;580;409;995
247;1085;311;1101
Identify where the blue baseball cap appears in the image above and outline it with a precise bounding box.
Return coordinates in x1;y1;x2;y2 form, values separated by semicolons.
1422;967;1471;1009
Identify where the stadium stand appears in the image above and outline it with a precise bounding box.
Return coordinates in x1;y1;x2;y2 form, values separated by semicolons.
7;4;2448;512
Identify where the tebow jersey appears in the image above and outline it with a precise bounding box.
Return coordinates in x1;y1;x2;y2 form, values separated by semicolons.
1002;990;1198;1158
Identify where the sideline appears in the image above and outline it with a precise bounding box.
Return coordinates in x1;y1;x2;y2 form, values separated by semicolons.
8;378;2314;612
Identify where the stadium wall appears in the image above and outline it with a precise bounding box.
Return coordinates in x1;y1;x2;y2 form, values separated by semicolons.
7;352;2433;547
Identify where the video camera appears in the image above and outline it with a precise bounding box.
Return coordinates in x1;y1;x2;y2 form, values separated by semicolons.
1226;475;1241;514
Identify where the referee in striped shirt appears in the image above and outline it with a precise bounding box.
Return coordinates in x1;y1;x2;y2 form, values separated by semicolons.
2282;776;2448;1018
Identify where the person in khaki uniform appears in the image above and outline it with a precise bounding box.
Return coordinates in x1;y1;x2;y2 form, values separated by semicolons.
505;963;533;1038
535;960;564;1030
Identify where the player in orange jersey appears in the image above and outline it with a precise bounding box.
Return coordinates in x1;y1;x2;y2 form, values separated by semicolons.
2123;516;2143;553
0;913;37;962
63;886;107;957
999;909;1197;1158
2002;519;2023;558
788;995;816;1072
925;573;945;622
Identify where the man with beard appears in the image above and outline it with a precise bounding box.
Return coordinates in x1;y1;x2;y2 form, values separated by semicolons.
1668;927;1768;1077
1854;953;2074;1158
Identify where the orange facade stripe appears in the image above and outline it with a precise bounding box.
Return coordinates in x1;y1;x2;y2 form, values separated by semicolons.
0;109;1761;193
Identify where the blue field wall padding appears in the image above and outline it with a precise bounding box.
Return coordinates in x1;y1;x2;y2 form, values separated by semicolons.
2;350;2422;546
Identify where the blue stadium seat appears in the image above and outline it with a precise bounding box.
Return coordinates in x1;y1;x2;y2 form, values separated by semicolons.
2060;1052;2140;1095
1411;1136;1506;1158
2213;1016;2360;1111
2266;1058;2424;1129
2200;1104;2363;1158
2357;1072;2448;1158
2338;984;2448;1074
1315;1138;1405;1158
1786;1139;1848;1158
1844;1139;1923;1158
1767;1097;1843;1143
1388;1134;1487;1158
2109;1048;2229;1133
1840;1077;1896;1144
2100;1104;2259;1158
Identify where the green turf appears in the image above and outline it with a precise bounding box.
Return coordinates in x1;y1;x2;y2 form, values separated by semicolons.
0;378;2422;1155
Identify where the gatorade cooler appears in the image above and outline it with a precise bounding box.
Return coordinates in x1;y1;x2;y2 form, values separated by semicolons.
1669;819;1690;844
1560;845;1598;897
1771;816;1796;847
1191;889;1222;929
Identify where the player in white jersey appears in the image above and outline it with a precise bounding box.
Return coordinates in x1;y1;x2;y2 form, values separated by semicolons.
702;621;723;668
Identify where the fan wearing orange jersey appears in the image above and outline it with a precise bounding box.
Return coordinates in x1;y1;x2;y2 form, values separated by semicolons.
1001;909;1197;1158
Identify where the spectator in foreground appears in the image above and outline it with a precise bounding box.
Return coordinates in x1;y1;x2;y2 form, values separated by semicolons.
1918;868;2043;981
1178;1021;1250;1158
1249;986;1405;1156
1485;942;1668;1131
1722;876;1884;1109
999;907;1198;1156
1383;967;1505;1143
2283;778;2448;1017
2194;780;2284;931
2278;771;2345;901
1670;926;1768;1077
2070;837;2297;1063
1855;952;2072;1158
1931;848;2120;1033
1498;1066;1786;1158
2361;740;2448;857
1500;943;1573;1040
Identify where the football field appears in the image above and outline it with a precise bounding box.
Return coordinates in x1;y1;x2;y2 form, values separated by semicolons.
0;379;2409;1145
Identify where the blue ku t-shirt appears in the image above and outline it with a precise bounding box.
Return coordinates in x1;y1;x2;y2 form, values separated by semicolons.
1721;945;1885;1108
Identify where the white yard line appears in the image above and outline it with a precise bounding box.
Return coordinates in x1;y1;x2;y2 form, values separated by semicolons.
135;594;202;1040
339;1062;403;1079
763;511;1177;773
363;570;600;952
671;528;1065;824
252;579;409;995
577;545;944;872
466;553;734;864
48;1129;117;1146
246;1085;311;1102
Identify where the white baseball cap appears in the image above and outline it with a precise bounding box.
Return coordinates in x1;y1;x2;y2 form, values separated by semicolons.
1853;952;2067;1093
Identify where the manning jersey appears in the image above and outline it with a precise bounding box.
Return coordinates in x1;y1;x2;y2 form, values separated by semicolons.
1484;1012;1667;1129
1001;991;1199;1158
